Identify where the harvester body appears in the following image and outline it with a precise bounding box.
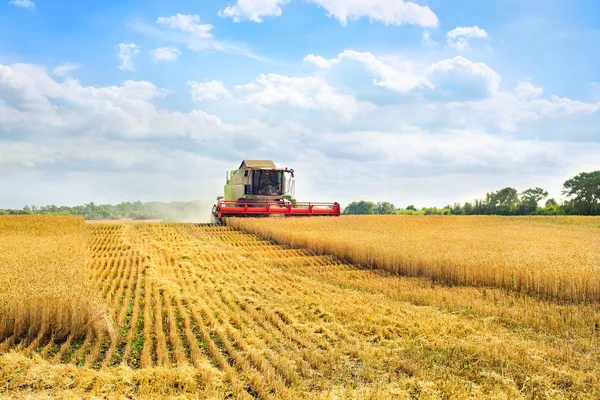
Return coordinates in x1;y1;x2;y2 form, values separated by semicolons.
224;160;294;202
212;160;341;223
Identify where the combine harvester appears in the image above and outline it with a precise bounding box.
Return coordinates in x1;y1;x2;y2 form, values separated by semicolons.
211;160;341;224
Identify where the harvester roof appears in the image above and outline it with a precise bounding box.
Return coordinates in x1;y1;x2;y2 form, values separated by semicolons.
239;160;276;169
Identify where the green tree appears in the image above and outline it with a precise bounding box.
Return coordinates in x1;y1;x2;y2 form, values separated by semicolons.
538;201;565;215
343;201;376;215
451;203;464;215
374;202;396;215
463;202;474;215
484;187;519;215
406;205;417;211
520;187;549;214
562;171;600;215
521;187;549;205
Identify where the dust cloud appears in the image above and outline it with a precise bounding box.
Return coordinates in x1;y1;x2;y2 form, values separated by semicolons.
157;200;215;223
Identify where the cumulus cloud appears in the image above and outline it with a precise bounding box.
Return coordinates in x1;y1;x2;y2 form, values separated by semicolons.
0;63;61;108
234;73;374;121
470;91;600;132
308;0;438;27
52;63;80;77
303;54;330;68
0;62;247;209
150;47;181;62
219;0;289;22
302;50;600;135
425;56;501;99
219;0;439;27
116;42;140;71
188;80;231;101
0;62;228;140
304;50;429;94
515;80;543;99
447;26;489;51
9;0;34;9
2;54;600;209
304;51;501;101
157;14;213;38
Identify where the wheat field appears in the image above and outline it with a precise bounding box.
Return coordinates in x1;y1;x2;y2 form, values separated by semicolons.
229;216;600;303
0;216;106;345
1;218;599;398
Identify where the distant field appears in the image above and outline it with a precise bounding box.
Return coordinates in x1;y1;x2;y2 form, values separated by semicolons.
229;215;600;303
0;217;599;398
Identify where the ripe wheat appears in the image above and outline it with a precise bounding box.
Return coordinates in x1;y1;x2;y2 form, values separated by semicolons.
1;219;599;398
228;215;600;303
0;216;106;344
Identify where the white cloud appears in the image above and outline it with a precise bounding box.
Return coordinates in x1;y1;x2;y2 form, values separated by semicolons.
219;0;289;22
0;62;228;140
316;129;565;171
52;63;80;77
132;16;267;62
219;0;439;27
422;30;436;46
447;26;489;51
466;91;600;133
2;55;600;210
305;51;499;101
304;50;429;93
8;0;35;9
0;63;62;108
515;80;543;99
116;42;140;71
150;47;181;62
157;14;213;38
188;80;231;101
301;50;600;136
234;73;374;121
308;0;438;27
425;56;501;98
302;51;600;130
303;54;330;68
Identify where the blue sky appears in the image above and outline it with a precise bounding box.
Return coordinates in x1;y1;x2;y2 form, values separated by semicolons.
1;0;599;214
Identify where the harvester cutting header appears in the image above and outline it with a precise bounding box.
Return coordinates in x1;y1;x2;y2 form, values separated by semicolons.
211;160;341;224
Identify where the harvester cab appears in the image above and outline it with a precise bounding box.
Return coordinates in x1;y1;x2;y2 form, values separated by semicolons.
223;160;295;202
211;160;341;224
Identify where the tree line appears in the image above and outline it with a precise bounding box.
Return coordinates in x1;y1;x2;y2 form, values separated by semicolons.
0;200;205;221
343;171;600;216
2;171;598;219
